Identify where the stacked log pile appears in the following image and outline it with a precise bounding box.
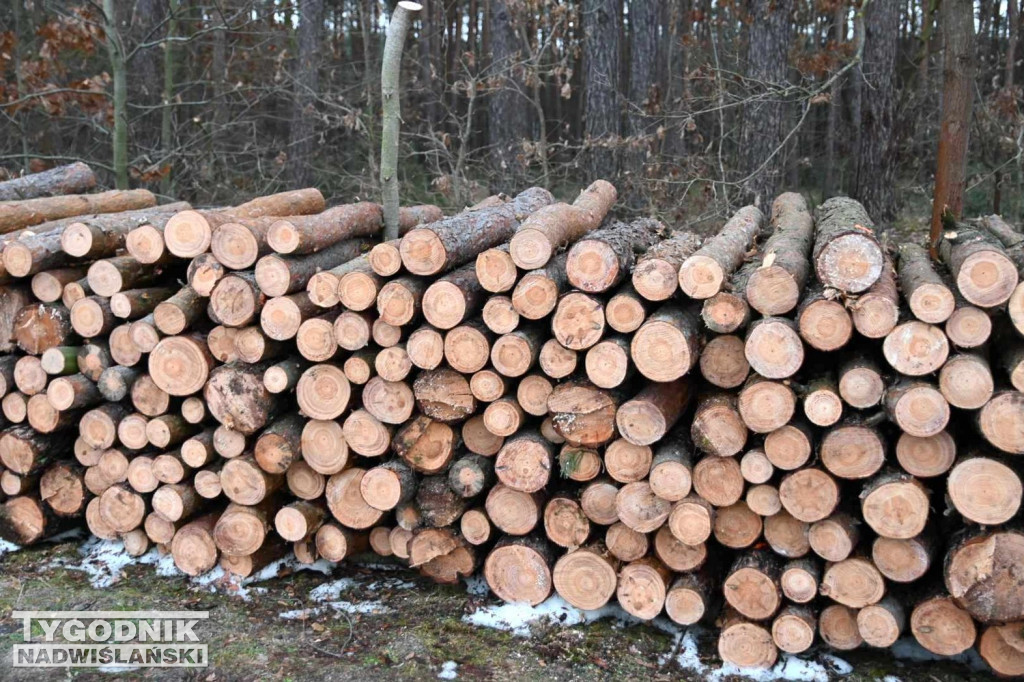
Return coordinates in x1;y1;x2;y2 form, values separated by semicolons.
0;163;1023;674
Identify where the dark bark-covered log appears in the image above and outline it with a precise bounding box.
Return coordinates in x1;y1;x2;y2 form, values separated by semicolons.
632;230;702;301
565;218;661;293
746;192;814;315
899;243;956;323
812;196;885;293
796;285;853;351
0;162;96;201
61;203;190;259
678;205;763;299
939;225;1019;307
701;261;755;334
945;528;1024;623
0;189;156;234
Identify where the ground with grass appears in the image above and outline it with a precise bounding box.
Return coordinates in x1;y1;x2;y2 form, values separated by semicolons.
0;536;1000;681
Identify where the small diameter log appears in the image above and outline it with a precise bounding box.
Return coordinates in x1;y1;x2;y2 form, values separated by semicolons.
255;239;370;297
604;439;652;484
516;374;553;417
616;377;691;446
32;267;88;303
416;474;468;527
13;356;46;396
263;202;385;255
0;426;71;474
39;462;87;516
860;471;929;539
152;451;193;485
945;529;1024;623
873;534;934;583
475;243;518;294
253;414;304;474
745;316;804;379
361;460;417;510
482;296;519;335
701;262;754;335
838;357;885;409
884;380;950;437
946;298;992;348
491;327;543;378
565;218;660;293
690;392;747;457
1001;342;1024;392
808;513;860;562
630;303;701;381
632;230;702;301
819;604;864;650
187;253;226;297
209;271;266;328
339;409;390;458
61;282;93;316
898;243;956;323
723;551;782;621
390;415;454;473
821;420;886;479
615;481;670;534
803;374;843;427
484;536;555;606
773;605;817;654
442;453;491;498
152;483;203;523
718;612;778;669
605;282;648;333
406;326;443;371
76;341;111;382
543;495;591;550
547;380;619;447
538;339;577;379
27;393;79;433
762;510;811;559
678;205;764;299
79;403;129;449
0;496;66;545
70;296;116;339
362;377;414;425
796;285;853;351
376;276;426;327
551;291;605;351
583;336;632;389
46;373;101;411
910;596;978;657
337;260;386;312
220;455;282;506
740;449;773;485
146;415;197;448
403;187;555;275
737;375;795;434
666;571;716;626
460;509;493;546
552;545;618;610
95;366;137;404
508;181;616;270
152;286;204;336
699;335;750;389
780;559;820;604
557;444;600;482
2;392;27;423
315;523;367;562
745;192;814;315
110;287;176;321
714;501;764;549
812;196;885;293
3;229;71;278
171;513;223;577
13;303;74;355
977;391;1024;454
820;555;886;608
947;456;1022;525
896;431;956;478
617;557;671;620
87;255;166;298
300;419;350;474
126;455;159;493
59;203;188;259
483;397;524;437
938;352;994;409
443;323;492;375
939;225;1019;307
463;416;504;457
604;522;648;561
273;500;326;542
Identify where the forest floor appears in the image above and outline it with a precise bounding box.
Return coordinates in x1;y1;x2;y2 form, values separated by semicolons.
0;536;998;681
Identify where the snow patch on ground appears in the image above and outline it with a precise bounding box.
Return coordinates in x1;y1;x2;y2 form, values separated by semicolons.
438;660;458;679
0;539;21;559
278;600;391;619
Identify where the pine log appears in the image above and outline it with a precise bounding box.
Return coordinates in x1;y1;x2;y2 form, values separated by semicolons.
718;612;778;669
796;285;853;351
979;625;1024;677
583;335;632;389
32;267;88;304
617;556;671;620
898;243;956;323
13;303;74;355
565;218;660;293
947;456;1022;525
939;225;1019;307
910;595;978;657
552;545;618;610
701;261;755;334
187;253;226;297
884;379;951;437
416;474;467;527
205;361;281;434
802;373;843;426
490;326;543;378
762;510;811;558
0;189;157;234
744;316;804;379
977;390;1024;454
666;570;717;626
860;471;930;539
773;605;817;654
486;483;543;535
615;377;691;446
368;239;403;277
0;162;96;201
605;282;649;333
484;536;555;606
443;322;492;374
737;375;795;434
538;339;577;379
820;555;886;608
13;355;46;395
945;529;1024;623
808;513;860;562
812;196;884;293
61;203;189;259
402;187;554;275
630;303;700;381
873;533;934;583
945;297;992;348
744;192;814;315
508;181;617;269
69;296;116;338
838;356;885;409
820;420;885;479
678;205;763;299
698;334;750;389
632;230;702;301
780;558;820;604
690;392;747;457
818;604;864;650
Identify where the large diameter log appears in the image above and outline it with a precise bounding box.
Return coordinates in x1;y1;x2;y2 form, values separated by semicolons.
898;243;956;323
0;189;156;234
678;205;763;299
0;496;67;544
910;596;977;657
565;218;660;293
148;334;216;396
717;612;778;669
629;303;700;381
860;471;929;539
723;551;782;621
13;303;74;355
947;457;1021;525
745;192;814;315
744;316;803;379
631;230;702;301
401;187;554;275
163;189;325;258
552;545;618;610
979;625;1024;677
737;375;795;434
811;196;884;293
547;380;619;447
884;380;950;437
205;362;281;434
60;202;189;259
945;529;1024;623
0;162;96;200
883;321;949;376
413;368;475;423
325;467;384;529
820;556;886;608
939;225;1019;307
508;181;617;270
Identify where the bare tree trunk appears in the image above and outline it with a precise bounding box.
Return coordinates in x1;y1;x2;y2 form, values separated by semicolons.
853;0;900;224
129;0;165;157
160;0;180;197
738;0;794;206
1007;0;1020;89
103;0;130;189
930;0;975;253
583;0;621;180
625;0;658;208
359;0;379;180
488;0;531;191
824;3;847;198
289;0;324;189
